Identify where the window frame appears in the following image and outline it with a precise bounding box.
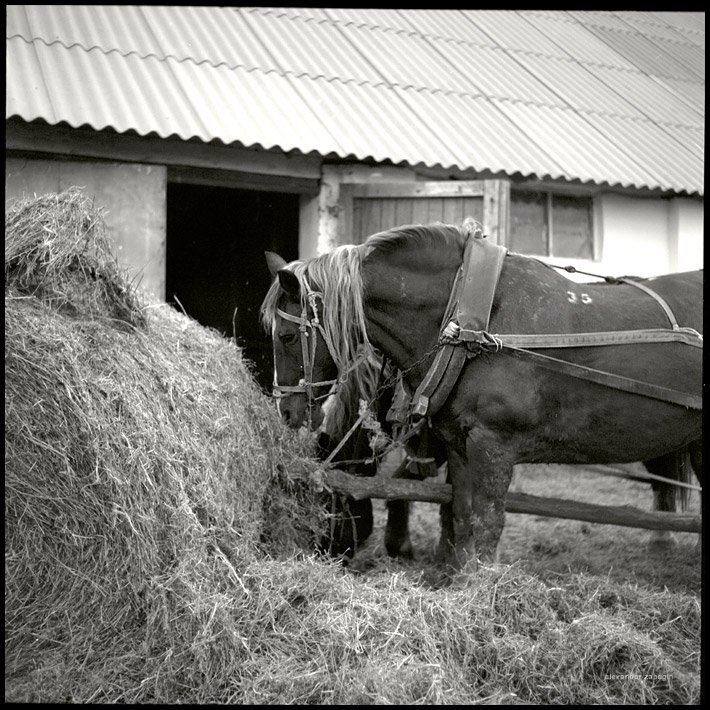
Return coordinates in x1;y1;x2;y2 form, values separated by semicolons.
509;187;600;261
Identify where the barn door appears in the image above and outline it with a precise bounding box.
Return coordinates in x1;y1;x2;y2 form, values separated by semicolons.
338;179;509;246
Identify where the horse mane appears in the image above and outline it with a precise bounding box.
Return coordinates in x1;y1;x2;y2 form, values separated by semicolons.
363;221;466;259
259;245;377;409
259;222;469;422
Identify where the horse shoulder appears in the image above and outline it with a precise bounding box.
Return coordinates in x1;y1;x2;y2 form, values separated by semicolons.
449;357;542;434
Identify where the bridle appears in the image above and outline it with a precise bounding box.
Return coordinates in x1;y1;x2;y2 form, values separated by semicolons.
273;277;338;406
273;276;370;415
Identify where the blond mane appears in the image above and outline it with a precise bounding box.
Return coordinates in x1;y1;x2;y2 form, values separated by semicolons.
259;245;377;417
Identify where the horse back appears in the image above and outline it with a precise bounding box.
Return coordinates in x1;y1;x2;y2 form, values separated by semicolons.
444;261;702;464
627;269;703;333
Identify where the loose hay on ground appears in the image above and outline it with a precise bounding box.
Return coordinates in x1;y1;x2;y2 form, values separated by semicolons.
5;189;700;704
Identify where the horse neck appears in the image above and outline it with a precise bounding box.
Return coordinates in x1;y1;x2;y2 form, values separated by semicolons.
361;243;461;379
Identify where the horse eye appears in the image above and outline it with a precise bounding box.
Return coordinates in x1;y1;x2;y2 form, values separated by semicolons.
279;332;298;345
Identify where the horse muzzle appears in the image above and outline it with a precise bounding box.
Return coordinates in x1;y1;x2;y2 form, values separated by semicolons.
278;393;324;430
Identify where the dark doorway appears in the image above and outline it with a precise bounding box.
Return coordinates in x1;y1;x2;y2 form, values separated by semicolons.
166;183;299;390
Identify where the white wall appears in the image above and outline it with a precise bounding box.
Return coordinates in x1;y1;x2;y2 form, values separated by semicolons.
670;197;704;273
6;157;167;299
539;192;704;283
598;193;670;277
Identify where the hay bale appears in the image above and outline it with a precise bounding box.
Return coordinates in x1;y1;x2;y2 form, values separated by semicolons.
5;188;325;701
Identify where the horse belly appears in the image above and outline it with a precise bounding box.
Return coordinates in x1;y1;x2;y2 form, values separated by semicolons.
449;359;701;465
527;400;701;464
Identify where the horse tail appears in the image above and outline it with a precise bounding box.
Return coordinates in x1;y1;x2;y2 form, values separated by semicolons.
676;447;693;512
645;447;693;513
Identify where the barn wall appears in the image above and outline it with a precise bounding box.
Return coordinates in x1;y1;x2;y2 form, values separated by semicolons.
6;156;167;299
598;194;703;277
312;164;417;254
669;198;704;273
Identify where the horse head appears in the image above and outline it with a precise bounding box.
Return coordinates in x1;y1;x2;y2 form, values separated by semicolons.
263;251;339;429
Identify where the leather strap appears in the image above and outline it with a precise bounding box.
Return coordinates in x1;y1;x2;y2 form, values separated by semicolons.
490;327;702;350
618;277;681;329
410;345;467;418
457;237;508;332
503;346;702;410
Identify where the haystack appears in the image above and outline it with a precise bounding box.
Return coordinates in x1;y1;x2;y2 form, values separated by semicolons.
5;188;324;700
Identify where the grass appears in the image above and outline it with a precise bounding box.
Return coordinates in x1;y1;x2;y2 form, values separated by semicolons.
5;188;701;704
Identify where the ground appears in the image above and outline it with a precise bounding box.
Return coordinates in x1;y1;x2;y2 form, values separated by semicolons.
350;462;701;597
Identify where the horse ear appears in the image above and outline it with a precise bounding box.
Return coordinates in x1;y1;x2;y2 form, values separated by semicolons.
265;251;288;279
277;268;301;299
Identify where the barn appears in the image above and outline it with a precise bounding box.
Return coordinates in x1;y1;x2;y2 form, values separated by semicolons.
6;7;704;388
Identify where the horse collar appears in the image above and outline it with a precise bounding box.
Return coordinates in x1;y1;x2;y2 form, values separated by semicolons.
410;234;509;420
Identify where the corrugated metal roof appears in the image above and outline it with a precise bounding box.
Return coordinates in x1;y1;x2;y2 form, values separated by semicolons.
5;6;705;195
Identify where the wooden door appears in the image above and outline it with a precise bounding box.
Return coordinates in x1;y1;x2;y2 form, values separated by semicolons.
338;179;509;245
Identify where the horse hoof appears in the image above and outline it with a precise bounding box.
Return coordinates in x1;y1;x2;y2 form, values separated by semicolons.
648;532;677;553
386;538;414;560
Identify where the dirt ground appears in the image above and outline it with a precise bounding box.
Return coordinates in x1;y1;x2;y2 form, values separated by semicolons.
352;462;701;597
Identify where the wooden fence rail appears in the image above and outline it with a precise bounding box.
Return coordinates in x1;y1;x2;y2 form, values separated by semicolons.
318;469;701;535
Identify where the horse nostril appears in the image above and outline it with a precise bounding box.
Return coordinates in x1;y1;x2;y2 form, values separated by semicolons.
281;408;301;429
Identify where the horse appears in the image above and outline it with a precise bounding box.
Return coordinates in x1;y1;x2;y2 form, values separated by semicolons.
261;252;446;561
263;223;702;574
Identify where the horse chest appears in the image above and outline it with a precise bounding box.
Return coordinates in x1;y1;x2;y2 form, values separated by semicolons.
447;360;543;435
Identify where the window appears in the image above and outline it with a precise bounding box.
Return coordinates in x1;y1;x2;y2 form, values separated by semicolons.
509;190;594;259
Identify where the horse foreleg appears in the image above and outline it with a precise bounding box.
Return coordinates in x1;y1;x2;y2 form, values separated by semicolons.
466;436;515;564
384;500;413;558
436;444;477;573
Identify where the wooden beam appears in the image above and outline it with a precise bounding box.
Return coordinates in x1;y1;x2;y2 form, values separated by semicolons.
349;180;485;199
505;491;700;534
6;118;322;187
483;178;510;246
168;165;319;195
316;469;701;534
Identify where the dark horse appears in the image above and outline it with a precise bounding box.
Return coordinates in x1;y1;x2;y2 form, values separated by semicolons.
263;224;702;573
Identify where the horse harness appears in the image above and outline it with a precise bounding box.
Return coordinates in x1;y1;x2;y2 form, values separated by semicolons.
409;232;703;420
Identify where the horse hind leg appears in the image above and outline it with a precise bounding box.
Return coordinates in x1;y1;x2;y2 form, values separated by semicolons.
689;439;702;487
689;439;702;550
645;448;694;550
384;500;414;559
